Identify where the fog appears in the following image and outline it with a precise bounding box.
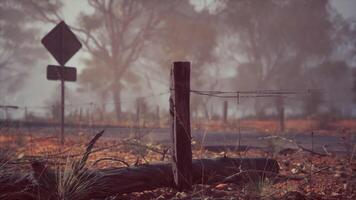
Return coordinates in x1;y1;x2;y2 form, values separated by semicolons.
1;0;356;121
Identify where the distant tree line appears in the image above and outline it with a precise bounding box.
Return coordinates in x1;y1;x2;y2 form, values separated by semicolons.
1;0;356;121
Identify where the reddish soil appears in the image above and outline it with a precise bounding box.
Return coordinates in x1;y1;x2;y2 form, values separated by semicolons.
0;131;355;200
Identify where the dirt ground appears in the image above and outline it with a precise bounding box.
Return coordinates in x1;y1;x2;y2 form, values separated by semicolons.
0;129;355;200
194;119;356;134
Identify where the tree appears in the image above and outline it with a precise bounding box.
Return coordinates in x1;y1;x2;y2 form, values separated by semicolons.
27;0;175;120
80;0;220;120
156;1;219;119
221;0;337;117
303;91;323;117
76;0;180;120
0;0;43;96
307;60;352;116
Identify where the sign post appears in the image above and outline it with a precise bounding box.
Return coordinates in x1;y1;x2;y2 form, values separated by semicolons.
41;21;82;145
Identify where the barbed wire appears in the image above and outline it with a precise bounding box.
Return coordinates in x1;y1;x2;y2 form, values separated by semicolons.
0;88;338;111
10;90;170;110
190;88;323;99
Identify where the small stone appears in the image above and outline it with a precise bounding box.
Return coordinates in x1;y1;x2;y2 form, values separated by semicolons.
156;195;165;200
215;183;228;190
296;163;304;170
175;192;188;199
17;153;24;159
331;192;340;197
334;173;341;178
291;168;299;174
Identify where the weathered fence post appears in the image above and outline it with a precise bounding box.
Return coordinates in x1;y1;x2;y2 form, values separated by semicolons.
170;61;192;190
136;98;141;126
223;101;228;123
86;108;90;123
24;107;28;121
79;107;82;122
278;96;285;133
156;106;160;126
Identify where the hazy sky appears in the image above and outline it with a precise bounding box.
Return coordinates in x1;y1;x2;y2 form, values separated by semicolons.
2;0;356;119
331;0;356;19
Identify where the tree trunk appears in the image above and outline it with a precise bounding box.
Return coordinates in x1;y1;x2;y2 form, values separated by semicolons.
112;84;122;121
254;99;266;119
202;104;210;120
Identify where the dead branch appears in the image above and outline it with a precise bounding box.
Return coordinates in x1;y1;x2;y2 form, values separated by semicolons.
92;158;130;167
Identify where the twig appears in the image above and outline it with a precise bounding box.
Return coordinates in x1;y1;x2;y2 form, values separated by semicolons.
258;135;329;156
220;169;278;184
322;145;332;156
123;140;170;156
313;166;330;174
92;158;130;167
297;144;328;157
273;174;306;183
24;141;121;160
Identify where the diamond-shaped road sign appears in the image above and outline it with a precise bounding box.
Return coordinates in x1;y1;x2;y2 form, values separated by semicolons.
41;21;82;66
47;65;77;82
41;21;82;145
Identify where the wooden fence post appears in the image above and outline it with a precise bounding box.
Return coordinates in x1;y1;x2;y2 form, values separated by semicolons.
170;61;192;190
79;107;82;122
223;101;228;123
278;96;285;133
156;106;160;126
136;98;141;126
24;107;28;121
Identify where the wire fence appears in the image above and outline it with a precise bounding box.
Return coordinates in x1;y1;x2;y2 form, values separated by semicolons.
1;87;352;130
2;88;324;111
0;87;354;157
0;88;330;126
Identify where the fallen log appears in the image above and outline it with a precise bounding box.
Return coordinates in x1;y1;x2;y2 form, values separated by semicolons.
0;173;36;200
31;157;279;199
2;131;279;199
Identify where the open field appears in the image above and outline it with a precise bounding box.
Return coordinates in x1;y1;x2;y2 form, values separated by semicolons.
2;118;355;154
194;119;356;134
0;126;355;200
2;0;356;199
4;118;355;133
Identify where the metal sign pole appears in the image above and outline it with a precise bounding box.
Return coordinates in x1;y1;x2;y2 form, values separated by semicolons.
61;68;65;145
42;21;82;145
